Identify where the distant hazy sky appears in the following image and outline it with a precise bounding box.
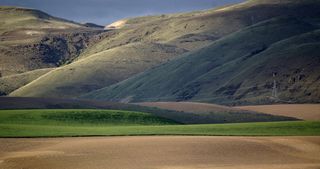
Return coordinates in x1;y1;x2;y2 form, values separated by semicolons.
0;0;244;25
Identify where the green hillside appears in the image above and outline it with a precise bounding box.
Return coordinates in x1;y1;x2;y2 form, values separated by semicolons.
84;16;320;105
9;0;320;98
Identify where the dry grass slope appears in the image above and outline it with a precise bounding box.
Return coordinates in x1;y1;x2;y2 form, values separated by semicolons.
0;68;53;95
85;13;320;104
9;43;186;97
0;6;103;76
10;0;320;98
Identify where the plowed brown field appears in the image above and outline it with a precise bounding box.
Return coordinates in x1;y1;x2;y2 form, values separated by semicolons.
0;136;319;169
236;104;320;120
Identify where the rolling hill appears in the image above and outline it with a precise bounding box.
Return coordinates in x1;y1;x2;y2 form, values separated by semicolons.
0;97;295;124
0;6;104;76
84;15;320;105
9;0;320;98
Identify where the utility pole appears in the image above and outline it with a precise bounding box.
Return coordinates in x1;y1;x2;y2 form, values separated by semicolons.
272;72;278;99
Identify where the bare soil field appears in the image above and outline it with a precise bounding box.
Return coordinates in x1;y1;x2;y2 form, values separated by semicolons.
136;102;240;114
0;136;319;169
236;104;320;120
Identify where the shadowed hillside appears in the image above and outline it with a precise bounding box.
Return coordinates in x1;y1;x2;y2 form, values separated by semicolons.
84;15;320;105
9;0;320;98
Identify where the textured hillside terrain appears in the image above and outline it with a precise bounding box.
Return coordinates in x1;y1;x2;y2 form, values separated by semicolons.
0;6;104;76
0;68;53;95
10;0;320;98
2;0;320;105
84;7;320;104
0;6;106;95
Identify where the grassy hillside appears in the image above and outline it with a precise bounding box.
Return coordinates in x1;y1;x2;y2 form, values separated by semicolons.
9;0;320;97
0;6;104;76
0;68;53;95
0;97;295;124
84;15;320;105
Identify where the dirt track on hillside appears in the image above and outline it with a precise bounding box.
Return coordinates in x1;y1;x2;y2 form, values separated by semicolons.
0;136;319;169
236;104;320;120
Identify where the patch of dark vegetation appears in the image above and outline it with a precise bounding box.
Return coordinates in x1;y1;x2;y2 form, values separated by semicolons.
41;110;177;125
38;31;105;66
38;37;69;64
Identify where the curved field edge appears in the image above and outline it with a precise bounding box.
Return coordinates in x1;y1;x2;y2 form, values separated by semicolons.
0;102;297;124
0;121;319;137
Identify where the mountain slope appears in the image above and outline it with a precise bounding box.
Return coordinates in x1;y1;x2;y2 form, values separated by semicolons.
84;16;320;105
9;42;187;97
0;6;82;34
0;68;53;95
0;6;104;76
9;0;320;98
